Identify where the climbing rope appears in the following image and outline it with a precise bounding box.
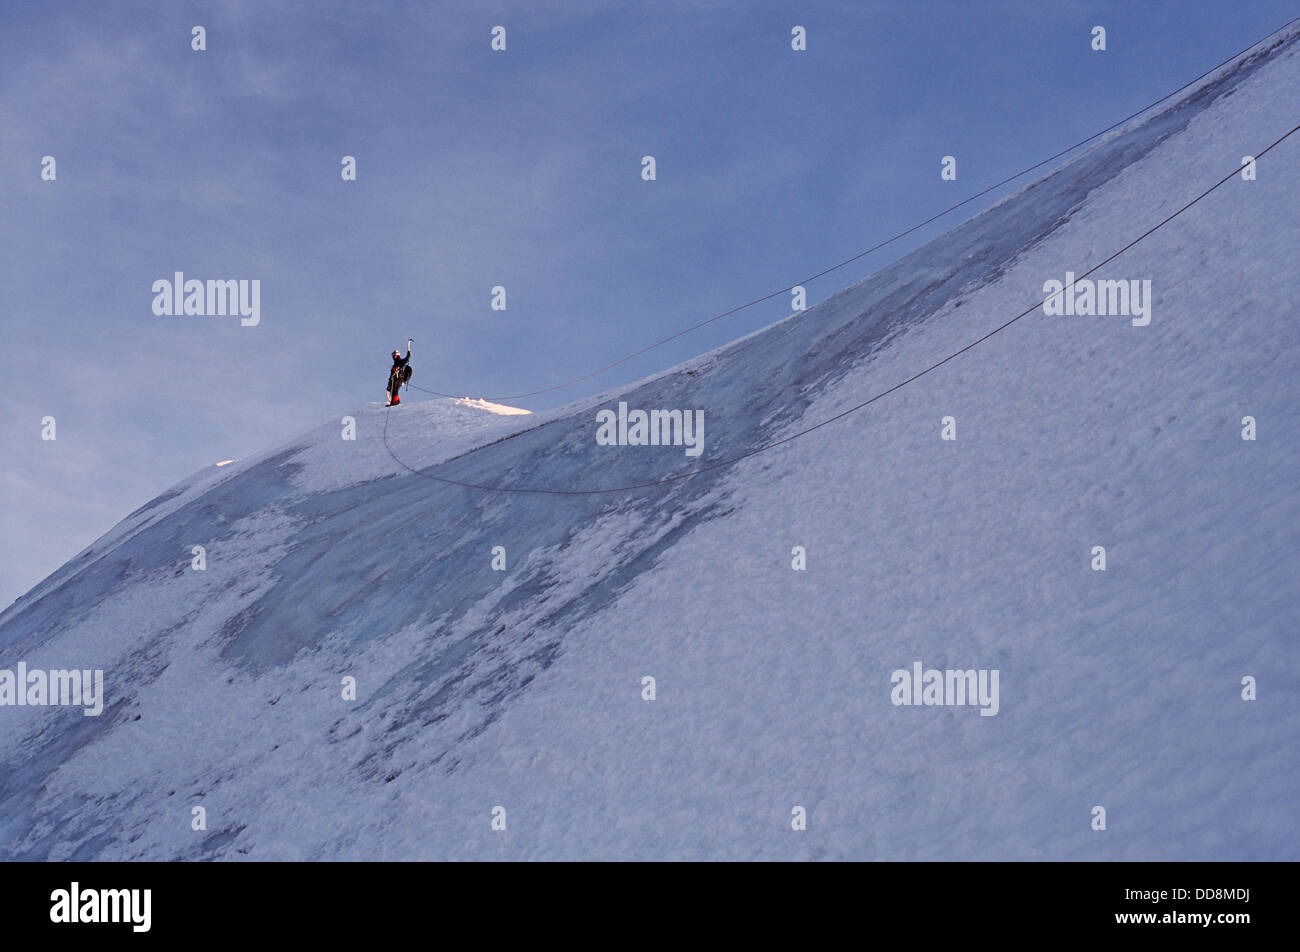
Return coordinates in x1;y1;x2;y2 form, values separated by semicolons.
383;123;1299;495
409;17;1299;403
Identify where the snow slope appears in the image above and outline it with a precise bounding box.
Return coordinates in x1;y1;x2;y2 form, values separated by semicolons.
2;25;1298;860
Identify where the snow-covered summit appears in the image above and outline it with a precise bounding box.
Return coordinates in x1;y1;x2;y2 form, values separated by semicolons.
2;23;1298;860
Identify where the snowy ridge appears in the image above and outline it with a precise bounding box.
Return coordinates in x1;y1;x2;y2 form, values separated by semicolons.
1;25;1298;860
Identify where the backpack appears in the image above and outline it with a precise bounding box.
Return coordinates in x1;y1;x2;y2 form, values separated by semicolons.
400;365;413;386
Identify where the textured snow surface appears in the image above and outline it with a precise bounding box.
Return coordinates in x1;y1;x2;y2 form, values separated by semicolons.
1;26;1298;860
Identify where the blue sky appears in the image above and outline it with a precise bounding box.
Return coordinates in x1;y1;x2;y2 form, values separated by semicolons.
2;0;1294;604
